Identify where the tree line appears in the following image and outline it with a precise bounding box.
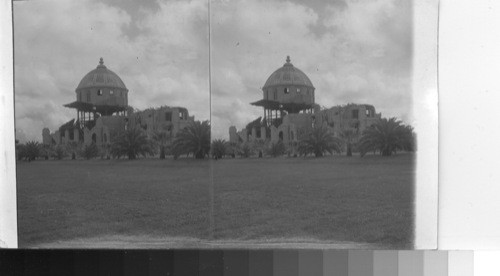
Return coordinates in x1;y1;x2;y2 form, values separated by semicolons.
16;117;415;161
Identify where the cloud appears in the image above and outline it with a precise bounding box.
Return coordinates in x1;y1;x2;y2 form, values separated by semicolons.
210;0;412;139
14;0;209;142
14;0;412;142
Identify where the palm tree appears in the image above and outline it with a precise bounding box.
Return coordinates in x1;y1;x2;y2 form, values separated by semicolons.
172;120;211;159
298;126;342;157
111;127;155;160
339;129;358;157
152;130;171;159
211;139;227;159
358;117;415;156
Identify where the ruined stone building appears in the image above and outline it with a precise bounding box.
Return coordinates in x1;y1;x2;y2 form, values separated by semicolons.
229;56;382;152
42;58;194;149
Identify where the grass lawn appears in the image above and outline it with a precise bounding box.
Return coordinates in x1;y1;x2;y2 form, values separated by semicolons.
16;153;414;248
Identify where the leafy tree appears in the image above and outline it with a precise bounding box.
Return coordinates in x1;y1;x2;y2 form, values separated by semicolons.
401;125;416;152
238;142;253;158
172;120;211;159
152;130;171;159
111;127;155;160
16;143;27;161
339;129;358;157
226;142;239;158
40;144;54;160
24;141;41;161
81;143;99;160
15;139;21;161
211;139;228;159
298;126;342;157
267;141;286;157
358;117;415;157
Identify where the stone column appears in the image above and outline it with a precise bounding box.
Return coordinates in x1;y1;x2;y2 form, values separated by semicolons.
241;129;248;143
229;126;238;143
64;129;70;144
74;128;80;142
42;128;51;145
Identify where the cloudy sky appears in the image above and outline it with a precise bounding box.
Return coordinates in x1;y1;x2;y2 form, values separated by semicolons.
14;0;412;142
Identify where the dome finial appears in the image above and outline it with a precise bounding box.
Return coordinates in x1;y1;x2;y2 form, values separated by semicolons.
99;57;104;66
286;55;291;63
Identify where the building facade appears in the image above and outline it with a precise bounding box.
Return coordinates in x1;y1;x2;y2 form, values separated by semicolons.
229;56;382;153
42;58;194;150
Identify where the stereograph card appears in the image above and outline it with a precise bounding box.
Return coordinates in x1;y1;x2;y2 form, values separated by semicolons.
0;0;438;250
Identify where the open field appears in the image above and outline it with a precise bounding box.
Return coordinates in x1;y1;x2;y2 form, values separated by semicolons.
17;154;414;248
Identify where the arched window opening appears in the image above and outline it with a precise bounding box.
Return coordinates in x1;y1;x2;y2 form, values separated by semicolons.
279;131;284;141
352;109;359;119
91;133;97;144
284;87;290;94
165;112;172;121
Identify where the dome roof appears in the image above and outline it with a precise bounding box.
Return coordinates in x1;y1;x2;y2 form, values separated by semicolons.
76;58;128;91
263;56;314;89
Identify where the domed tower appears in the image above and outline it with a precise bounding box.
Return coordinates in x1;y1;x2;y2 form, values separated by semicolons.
64;58;129;128
251;56;315;126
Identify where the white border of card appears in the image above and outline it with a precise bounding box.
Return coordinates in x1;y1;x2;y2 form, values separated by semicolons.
413;0;438;249
0;0;438;249
0;0;17;248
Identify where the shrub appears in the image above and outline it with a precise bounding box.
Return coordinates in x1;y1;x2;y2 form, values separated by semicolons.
54;145;67;160
211;139;227;159
238;142;253;158
81;144;99;160
267;141;286;157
